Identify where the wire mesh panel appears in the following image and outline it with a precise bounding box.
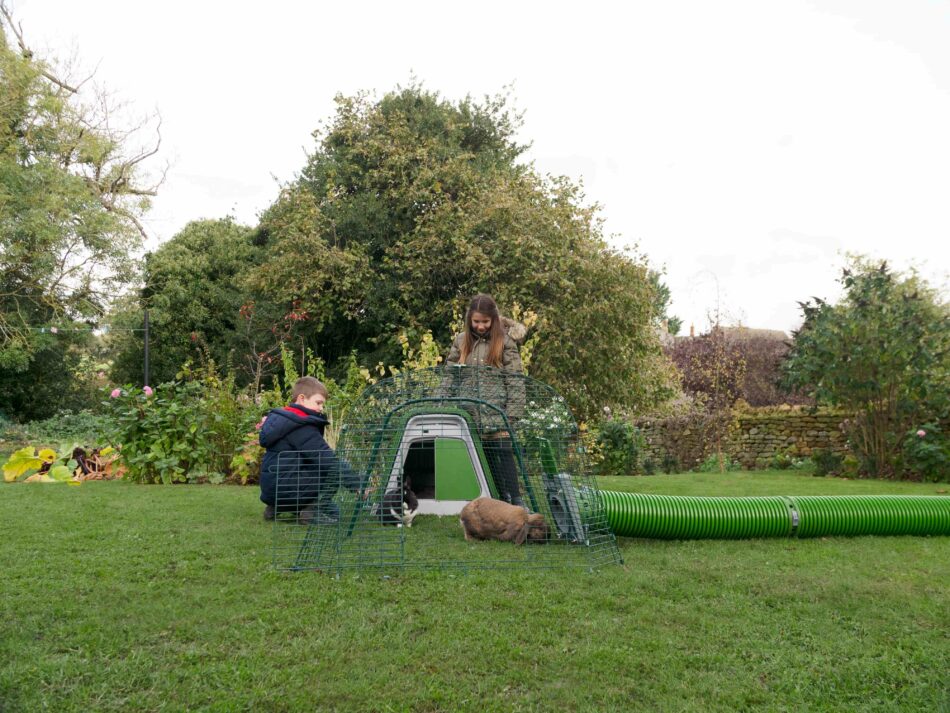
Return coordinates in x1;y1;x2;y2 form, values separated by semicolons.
272;366;623;573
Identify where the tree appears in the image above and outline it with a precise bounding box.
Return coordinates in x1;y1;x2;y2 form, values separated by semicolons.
668;327;746;413
783;258;950;477
0;5;161;415
666;326;747;470
251;84;675;419
704;327;810;407
649;270;682;336
109;219;261;386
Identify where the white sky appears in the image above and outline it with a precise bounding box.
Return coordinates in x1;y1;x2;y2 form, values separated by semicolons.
13;0;950;334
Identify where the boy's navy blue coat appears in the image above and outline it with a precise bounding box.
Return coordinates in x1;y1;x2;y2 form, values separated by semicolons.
258;404;353;508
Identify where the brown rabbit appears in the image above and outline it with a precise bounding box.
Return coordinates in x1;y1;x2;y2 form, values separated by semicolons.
459;497;548;544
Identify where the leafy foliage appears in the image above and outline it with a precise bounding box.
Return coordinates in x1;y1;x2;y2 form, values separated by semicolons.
9;409;113;445
696;452;740;472
1;444;90;483
649;270;682;336
767;450;810;471
594;418;644;475
249;84;674;420
719;328;810;407
0;18;159;403
668;327;746;412
811;449;844;477
902;425;949;483
104;373;260;485
0;324;111;420
783;259;950;478
110;218;260;386
667;327;746;470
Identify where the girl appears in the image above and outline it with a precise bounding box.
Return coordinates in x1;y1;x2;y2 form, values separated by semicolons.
446;294;527;508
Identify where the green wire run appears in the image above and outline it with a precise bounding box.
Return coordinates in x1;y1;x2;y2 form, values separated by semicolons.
598;491;950;540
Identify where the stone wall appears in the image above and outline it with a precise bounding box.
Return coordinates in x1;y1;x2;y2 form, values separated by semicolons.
729;408;849;468
635;407;850;470
634;412;733;471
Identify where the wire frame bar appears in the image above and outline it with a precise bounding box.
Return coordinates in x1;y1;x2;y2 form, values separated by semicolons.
272;366;623;573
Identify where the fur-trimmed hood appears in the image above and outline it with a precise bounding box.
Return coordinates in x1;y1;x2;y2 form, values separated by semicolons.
500;316;527;345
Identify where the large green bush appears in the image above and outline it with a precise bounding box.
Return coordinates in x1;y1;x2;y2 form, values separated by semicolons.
784;259;949;479
248;85;675;420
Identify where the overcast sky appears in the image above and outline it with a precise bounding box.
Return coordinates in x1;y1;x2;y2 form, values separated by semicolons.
14;0;950;334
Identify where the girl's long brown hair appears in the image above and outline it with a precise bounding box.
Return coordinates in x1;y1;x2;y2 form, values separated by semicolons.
459;294;505;367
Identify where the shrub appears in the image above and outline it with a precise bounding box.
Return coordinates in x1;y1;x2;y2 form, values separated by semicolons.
768;449;811;471
105;376;261;485
769;452;794;470
21;410;115;445
594;418;643;475
902;425;950;483
579;422;604;472
783;259;950;478
696;453;740;473
661;452;680;474
841;454;861;477
812;449;844;477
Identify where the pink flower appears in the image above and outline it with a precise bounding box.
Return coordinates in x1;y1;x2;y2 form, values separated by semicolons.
50;326;58;334
917;429;926;438
143;385;154;397
110;388;122;398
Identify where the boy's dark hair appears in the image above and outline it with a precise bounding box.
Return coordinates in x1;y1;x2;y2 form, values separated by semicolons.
291;376;328;402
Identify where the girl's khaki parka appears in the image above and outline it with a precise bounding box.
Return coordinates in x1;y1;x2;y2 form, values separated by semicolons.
444;317;527;432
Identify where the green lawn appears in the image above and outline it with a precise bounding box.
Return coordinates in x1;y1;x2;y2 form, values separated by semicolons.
2;472;948;712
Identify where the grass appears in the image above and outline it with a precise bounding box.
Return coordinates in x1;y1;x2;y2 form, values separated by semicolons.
1;471;948;712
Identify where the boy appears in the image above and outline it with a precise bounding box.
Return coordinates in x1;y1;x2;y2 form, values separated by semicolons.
258;376;358;524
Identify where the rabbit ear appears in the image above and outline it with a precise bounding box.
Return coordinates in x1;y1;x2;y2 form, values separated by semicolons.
514;523;529;545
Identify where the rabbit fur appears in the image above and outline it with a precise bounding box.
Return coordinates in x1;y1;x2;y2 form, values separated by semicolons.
459;497;548;544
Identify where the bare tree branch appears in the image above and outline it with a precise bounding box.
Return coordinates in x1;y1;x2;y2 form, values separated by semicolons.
0;1;79;93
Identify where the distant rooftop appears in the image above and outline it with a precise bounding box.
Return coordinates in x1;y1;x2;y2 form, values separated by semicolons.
670;324;790;343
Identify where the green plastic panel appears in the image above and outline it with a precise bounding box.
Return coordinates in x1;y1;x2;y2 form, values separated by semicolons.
434;437;482;500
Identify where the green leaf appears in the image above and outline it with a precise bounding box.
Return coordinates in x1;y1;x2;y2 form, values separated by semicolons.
3;447;43;482
48;465;73;482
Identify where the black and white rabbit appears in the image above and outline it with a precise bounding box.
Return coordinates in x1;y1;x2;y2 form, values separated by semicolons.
380;476;419;527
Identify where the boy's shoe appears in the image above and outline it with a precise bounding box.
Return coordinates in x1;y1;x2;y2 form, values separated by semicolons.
299;501;339;525
320;500;341;521
263;505;275;521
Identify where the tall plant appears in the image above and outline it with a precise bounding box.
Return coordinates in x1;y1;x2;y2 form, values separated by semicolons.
249;84;675;420
668;326;746;472
783;259;950;477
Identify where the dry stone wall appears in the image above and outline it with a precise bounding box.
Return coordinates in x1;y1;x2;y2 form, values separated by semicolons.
729;408;849;468
636;407;850;470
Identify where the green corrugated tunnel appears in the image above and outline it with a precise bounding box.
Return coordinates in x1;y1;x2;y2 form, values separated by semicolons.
598;491;950;539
